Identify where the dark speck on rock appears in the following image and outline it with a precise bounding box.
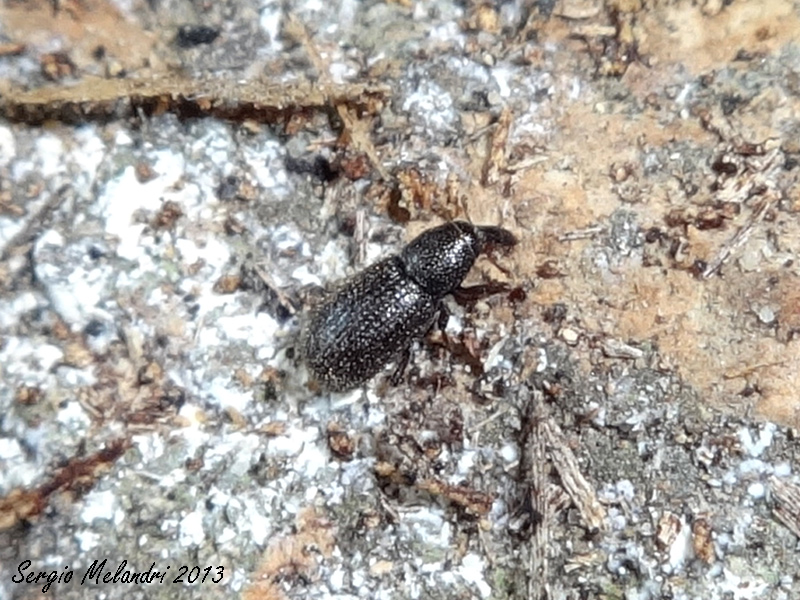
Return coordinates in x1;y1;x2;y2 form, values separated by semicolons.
338;215;357;237
543;303;568;326
258;288;294;324
284;155;338;183
87;246;105;260
83;319;105;337
216;175;241;202
176;25;221;48
160;386;186;411
720;93;744;116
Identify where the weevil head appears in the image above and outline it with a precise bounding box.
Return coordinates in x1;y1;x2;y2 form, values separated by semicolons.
401;221;515;298
473;224;518;250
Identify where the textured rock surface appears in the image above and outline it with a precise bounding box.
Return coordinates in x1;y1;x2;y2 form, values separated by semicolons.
1;1;800;599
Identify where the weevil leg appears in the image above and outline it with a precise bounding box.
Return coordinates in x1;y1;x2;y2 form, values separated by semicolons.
389;346;412;386
427;300;452;352
436;300;450;332
486;253;514;277
452;282;511;305
475;226;516;276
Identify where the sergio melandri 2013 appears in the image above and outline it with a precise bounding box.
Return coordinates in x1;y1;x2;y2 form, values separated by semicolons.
12;558;225;593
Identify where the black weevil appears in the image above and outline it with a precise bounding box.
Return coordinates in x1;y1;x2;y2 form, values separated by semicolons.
302;221;517;391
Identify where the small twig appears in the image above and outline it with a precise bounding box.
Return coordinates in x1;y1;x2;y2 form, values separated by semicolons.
470;404;511;433
0;185;70;263
558;225;605;242
0;73;389;125
505;155;548;173
253;263;297;316
355;209;368;266
770;476;800;539
482;106;512;186
702;194;775;279
722;361;785;380
541;412;607;531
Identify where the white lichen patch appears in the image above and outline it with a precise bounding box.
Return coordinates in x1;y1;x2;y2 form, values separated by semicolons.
402;79;457;137
178;510;206;547
739;423;776;458
0;437;38;488
0;123;16;164
96;153;186;261
457;553;491;598
80;489;123;525
0;336;64;378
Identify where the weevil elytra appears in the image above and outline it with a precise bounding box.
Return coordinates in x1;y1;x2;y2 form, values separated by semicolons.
302;221;517;391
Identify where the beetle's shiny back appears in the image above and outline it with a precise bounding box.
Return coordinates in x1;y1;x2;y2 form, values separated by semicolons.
301;221;516;391
303;257;436;390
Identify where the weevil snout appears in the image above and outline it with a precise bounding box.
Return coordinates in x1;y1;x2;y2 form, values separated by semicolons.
475;225;518;251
